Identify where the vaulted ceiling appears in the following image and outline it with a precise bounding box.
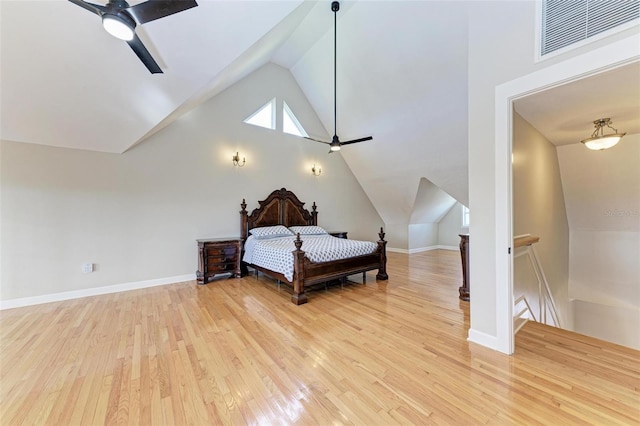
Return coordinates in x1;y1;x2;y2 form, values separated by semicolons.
2;1;638;226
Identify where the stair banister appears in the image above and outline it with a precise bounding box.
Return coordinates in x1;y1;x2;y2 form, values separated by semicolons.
513;234;562;334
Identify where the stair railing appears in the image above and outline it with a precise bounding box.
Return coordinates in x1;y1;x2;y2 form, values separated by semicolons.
513;234;562;332
513;294;536;334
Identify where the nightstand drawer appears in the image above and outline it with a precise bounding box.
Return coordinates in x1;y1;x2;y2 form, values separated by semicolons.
205;246;238;257
205;261;237;273
206;255;237;267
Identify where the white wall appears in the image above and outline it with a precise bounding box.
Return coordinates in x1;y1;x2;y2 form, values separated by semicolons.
408;223;438;251
573;300;640;349
386;177;456;252
512;112;571;328
437;203;467;248
385;223;409;252
557;134;640;349
468;0;639;351
0;63;383;303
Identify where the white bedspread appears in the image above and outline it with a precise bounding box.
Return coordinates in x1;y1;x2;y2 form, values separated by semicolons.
243;234;378;282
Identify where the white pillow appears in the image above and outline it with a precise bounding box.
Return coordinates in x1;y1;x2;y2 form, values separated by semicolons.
249;225;293;239
288;226;328;235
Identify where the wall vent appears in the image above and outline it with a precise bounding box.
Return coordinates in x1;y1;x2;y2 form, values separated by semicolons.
541;0;639;56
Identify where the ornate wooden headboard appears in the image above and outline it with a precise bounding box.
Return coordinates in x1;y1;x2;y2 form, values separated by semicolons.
240;188;318;240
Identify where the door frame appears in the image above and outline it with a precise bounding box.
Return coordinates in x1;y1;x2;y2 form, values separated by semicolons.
493;35;639;354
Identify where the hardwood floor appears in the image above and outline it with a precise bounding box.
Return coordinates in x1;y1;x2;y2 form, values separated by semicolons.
1;250;638;424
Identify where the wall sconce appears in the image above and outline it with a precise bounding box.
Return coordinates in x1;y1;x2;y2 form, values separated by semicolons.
232;152;246;167
311;164;322;176
581;118;626;150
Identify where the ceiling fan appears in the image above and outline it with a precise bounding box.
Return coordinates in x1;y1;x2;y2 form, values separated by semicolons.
68;0;198;74
305;1;372;153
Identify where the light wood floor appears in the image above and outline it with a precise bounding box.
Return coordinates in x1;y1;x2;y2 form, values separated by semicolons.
1;250;638;425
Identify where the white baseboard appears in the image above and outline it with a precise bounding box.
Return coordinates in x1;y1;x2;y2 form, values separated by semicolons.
0;274;196;310
388;245;459;254
387;247;410;253
467;328;499;350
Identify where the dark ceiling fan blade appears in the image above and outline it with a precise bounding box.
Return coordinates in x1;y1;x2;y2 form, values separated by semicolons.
128;0;198;24
68;0;105;16
127;34;163;74
304;136;330;145
340;136;373;145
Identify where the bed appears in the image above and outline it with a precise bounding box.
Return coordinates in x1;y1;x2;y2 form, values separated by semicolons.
240;188;388;305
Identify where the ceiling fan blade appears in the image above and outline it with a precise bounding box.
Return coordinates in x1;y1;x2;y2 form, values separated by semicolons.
68;0;105;16
340;136;373;145
128;0;198;24
304;136;330;145
127;34;163;74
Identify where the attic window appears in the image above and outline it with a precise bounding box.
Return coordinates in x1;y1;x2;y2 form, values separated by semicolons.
540;0;640;57
244;98;275;130
283;101;308;137
462;205;469;228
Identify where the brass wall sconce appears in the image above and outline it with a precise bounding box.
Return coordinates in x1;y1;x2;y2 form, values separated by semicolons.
232;152;246;167
311;164;322;176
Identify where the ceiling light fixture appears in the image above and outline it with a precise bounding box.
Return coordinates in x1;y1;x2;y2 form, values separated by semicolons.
581;118;626;150
329;136;341;152
102;12;136;41
303;1;373;152
311;164;322;176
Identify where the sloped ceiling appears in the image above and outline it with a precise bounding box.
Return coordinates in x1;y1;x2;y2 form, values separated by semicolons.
409;178;457;224
514;62;640;147
287;1;469;224
0;0;304;153
2;1;637;227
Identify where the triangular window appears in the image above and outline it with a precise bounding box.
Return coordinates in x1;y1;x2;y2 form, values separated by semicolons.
244;98;275;130
283;101;308;137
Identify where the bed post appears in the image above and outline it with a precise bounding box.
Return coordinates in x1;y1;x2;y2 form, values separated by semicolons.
311;202;318;225
291;234;308;305
376;227;389;280
240;199;249;276
240;199;248;239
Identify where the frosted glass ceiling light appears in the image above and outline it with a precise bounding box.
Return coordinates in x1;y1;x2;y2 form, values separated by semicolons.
102;13;136;41
581;118;626;150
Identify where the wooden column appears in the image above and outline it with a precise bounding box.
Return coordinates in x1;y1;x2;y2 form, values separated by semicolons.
458;234;469;301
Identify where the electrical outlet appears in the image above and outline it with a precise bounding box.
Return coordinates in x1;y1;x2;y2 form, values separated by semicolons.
82;263;94;274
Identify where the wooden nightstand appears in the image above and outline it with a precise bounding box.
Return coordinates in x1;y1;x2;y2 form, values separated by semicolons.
328;231;348;239
196;238;242;284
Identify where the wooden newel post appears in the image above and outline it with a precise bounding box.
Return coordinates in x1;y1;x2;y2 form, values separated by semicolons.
458;234;470;301
376;227;389;280
291;233;308;305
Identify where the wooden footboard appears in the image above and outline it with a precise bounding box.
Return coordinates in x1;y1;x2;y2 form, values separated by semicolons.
240;188;388;305
289;228;388;305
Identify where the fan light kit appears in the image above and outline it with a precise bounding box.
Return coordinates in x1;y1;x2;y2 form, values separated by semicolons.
581;118;626;150
68;0;198;74
102;13;135;41
305;1;373;153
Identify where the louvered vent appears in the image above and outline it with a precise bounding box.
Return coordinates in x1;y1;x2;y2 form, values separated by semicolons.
541;0;640;56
